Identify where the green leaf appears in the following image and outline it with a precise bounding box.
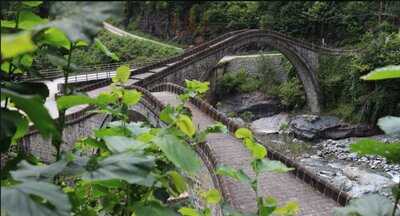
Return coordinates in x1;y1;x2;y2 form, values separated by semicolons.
20;54;33;67
201;189;222;204
46;53;78;71
1;31;36;59
333;194;396;216
179;207;201;216
11;115;29;144
176;114;196;137
82;152;155;186
122;90;142;106
205;122;228;134
95;127;129;138
0;109;20;152
160;105;176;124
22;1;43;7
167;170;188;194
252;159;294;174
377;116;400;136
103;136;148;153
39;27;71;50
94;38;119;61
10;159;68;182
1;61;11;73
350;138;400;163
4;82;49;101
125;122;151;137
259;196;277;216
75;39;88;47
153;131;201;174
273;201;299;216
56;94;94;110
185;79;210;94
134;201;178;216
216;165;252;185
361;65;400;80
95;92;118;106
1;88;59;139
243;138;267;159
18;10;48;30
1;182;71;216
112;65;130;84
235;128;253;139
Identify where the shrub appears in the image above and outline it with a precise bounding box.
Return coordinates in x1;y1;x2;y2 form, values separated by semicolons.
277;78;306;110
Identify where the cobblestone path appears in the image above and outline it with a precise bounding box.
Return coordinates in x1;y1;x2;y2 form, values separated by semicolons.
153;91;339;216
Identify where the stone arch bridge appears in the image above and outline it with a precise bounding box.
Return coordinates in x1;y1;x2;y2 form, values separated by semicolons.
72;29;353;113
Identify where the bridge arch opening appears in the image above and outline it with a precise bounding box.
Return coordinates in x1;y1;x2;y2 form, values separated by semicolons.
207;36;321;113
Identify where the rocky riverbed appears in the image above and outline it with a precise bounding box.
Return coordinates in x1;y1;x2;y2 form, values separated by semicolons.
229;112;399;199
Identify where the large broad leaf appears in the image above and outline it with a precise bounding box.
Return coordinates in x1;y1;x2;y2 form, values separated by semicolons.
333;194;398;216
201;188;222;204
38;27;71;50
94;38;119;61
377;116;400;136
243;138;267;159
251;159;294;174
41;2;123;43
10;159;68;182
103;136;148;153
82;152;155;186
0;109;20;152
235;128;253;139
1;88;59;139
153;131;201;174
350;138;400;163
167;170;187;195
112;65;130;84
176;114;196;138
11;114;29;144
1;181;71;216
18;10;48;30
56;94;94;110
361;65;400;80
216;165;252;185
122;89;142;105
4;82;49;102
159;105;176;124
134;201;178;216
1;31;37;59
273;201;300;216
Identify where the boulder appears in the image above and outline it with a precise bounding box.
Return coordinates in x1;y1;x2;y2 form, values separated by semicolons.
289;115;380;140
217;91;283;121
250;113;289;135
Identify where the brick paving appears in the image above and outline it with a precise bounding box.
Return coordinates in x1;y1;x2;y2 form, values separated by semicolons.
153;92;338;216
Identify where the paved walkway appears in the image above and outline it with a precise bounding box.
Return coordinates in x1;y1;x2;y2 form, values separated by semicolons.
152;92;338;216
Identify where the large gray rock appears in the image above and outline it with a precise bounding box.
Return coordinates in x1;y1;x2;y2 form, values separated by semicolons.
250;113;289;135
289;115;379;140
217;91;283;121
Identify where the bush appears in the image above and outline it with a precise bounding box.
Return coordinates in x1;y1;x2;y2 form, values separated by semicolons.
277;78;306;110
33;30;183;69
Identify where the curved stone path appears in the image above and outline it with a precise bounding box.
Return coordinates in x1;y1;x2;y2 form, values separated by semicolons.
152;91;338;216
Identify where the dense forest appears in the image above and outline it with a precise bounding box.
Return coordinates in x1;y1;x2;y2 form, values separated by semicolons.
1;1;400;216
